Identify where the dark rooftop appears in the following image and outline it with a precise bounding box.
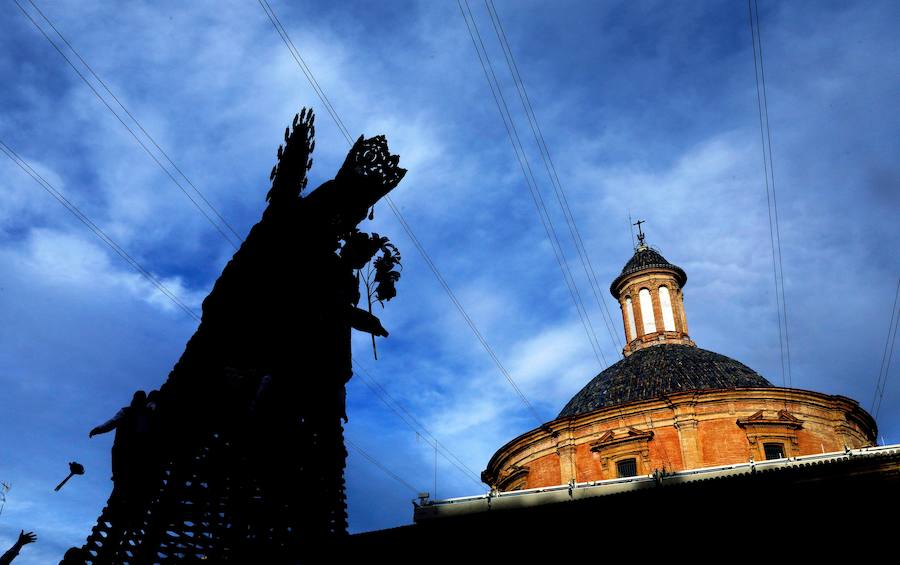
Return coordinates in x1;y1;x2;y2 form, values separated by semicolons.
610;246;687;297
557;344;774;418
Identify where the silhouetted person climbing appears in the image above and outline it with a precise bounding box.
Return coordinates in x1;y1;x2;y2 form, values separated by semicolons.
89;390;152;504
143;389;165;494
59;546;87;564
0;531;36;564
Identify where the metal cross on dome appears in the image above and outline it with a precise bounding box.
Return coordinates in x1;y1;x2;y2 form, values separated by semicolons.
633;219;646;247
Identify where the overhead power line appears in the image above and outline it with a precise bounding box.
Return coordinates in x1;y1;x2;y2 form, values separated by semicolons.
871;278;900;421
382;197;545;424
748;0;792;390
0;138;201;322
754;1;793;390
345;438;421;495
15;0;242;250
457;0;608;369
482;0;625;355
352;360;484;489
256;0;354;145
256;0;545;426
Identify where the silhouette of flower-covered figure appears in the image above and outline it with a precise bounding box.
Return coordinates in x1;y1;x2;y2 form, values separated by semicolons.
78;108;407;562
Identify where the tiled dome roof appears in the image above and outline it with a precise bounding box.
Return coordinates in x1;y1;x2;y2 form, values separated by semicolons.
610;246;687;297
557;344;774;418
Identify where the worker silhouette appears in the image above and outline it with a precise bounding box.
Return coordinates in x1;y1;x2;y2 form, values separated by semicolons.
59;546;87;564
89;391;152;505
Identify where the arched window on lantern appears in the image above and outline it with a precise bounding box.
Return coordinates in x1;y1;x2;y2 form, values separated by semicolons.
659;286;676;332
639;288;656;334
625;297;637;340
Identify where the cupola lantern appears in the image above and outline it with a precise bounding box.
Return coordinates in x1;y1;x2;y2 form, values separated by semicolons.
610;231;694;356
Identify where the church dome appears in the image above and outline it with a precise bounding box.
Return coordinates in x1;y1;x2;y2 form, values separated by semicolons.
557;344;774;418
610;246;687;298
483;230;876;494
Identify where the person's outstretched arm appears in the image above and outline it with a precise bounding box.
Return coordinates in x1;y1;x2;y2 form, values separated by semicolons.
89;408;126;437
0;530;36;565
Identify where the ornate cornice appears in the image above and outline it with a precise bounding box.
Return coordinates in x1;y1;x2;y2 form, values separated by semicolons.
590;428;654;452
737;410;804;430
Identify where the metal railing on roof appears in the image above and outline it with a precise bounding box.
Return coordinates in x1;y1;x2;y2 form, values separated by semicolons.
414;444;900;521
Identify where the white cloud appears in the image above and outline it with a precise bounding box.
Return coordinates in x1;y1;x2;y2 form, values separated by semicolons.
14;228;205;313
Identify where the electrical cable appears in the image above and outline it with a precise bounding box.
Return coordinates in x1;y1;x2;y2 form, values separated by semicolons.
14;0;241;250
752;0;793;390
383;197;545;425
0;138;201;322
748;0;790;391
872;279;900;420
24;0;245;247
483;0;625;354
457;0;608;369
352;360;484;488
345;438;421;494
257;0;354;145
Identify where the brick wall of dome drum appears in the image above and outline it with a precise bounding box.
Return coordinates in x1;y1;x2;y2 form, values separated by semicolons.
482;387;877;491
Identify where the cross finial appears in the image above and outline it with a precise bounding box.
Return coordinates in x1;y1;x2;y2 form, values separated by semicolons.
633;219;646;247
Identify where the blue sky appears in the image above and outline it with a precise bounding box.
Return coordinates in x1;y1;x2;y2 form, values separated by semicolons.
1;0;898;561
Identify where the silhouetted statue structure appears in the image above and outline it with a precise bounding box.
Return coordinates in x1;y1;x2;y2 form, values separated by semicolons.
76;108;406;563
